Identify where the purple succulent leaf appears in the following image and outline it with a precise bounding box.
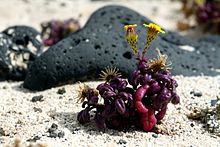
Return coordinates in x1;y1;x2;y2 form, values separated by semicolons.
102;91;116;99
110;77;128;90
118;92;133;101
115;98;126;115
77;109;90;124
140;73;152;85
148;80;161;94
128;70;141;88
155;104;167;121
97;83;114;96
102;105;115;119
151;94;163;110
156;73;171;85
171;93;180;105
95;113;106;129
123;87;134;94
82;101;88;108
152;87;172;110
137;59;148;72
167;79;178;91
88;96;99;104
159;87;172;101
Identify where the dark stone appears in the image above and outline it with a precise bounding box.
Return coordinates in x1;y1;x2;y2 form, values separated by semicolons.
50;123;58;131
31;95;44;102
0;128;5;136
57;131;65;138
0;33;12;80
190;90;203;97
57;87;66;95
118;139;127;144
48;132;58;138
0;26;43;80
24;5;220;90
47;123;64;138
211;99;218;106
27;135;41;142
33;107;42;112
190;122;195;127
152;133;158;138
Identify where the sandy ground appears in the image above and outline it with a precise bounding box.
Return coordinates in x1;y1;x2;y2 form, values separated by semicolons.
0;0;220;146
0;0;182;32
0;76;220;147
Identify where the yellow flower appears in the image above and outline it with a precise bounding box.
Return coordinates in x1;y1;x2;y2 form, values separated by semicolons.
124;24;138;55
143;23;165;54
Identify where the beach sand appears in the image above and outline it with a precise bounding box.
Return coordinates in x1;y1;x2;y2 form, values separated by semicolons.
0;76;220;146
0;0;219;146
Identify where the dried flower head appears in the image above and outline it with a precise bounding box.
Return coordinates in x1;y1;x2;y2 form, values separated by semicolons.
143;23;165;55
76;83;98;103
124;24;138;55
148;48;171;72
99;66;121;82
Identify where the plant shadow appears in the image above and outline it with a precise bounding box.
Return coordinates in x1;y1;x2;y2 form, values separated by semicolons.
11;82;38;93
53;111;140;136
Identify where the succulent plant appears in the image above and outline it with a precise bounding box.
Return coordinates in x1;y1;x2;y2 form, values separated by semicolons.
41;18;80;46
76;23;180;132
179;0;220;33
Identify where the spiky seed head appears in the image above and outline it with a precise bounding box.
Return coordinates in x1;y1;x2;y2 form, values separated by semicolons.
99;66;121;82
148;48;171;73
76;82;98;103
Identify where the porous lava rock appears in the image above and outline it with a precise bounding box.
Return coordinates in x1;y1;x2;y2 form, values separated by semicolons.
0;26;43;80
24;5;220;90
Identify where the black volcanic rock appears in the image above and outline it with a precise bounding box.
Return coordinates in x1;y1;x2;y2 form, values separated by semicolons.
0;26;43;80
2;26;43;54
0;33;13;79
24;5;220;90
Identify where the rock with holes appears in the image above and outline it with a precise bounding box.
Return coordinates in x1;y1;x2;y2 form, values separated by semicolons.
196;35;220;70
24;5;219;90
0;26;43;80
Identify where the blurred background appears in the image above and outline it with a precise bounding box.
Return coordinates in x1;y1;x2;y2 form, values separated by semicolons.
0;0;219;39
0;0;181;31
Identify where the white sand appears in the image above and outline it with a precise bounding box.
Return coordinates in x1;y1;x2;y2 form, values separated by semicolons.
0;0;220;146
0;76;220;147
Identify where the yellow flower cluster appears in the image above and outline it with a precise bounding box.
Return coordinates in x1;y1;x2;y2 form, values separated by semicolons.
124;23;165;56
143;23;165;50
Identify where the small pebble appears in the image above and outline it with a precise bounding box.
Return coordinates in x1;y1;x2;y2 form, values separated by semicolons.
58;131;65;138
33;107;42;113
57;87;66;95
2;86;7;89
60;2;66;7
49;132;58;138
49;123;58;132
27;135;41;142
0;128;5;136
118;139;127;144
152;133;158;138
31;95;44;102
190;90;202;97
211;99;218;106
47;123;65;138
